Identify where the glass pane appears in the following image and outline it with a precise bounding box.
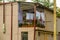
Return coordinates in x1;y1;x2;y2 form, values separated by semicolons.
21;32;28;40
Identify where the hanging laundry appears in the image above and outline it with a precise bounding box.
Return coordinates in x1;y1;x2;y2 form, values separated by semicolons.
18;3;23;24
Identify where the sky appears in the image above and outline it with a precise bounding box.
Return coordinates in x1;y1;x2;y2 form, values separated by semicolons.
26;0;60;8
56;0;60;7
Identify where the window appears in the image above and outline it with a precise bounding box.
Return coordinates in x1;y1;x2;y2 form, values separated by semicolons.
38;32;40;36
18;2;45;28
36;8;45;28
18;2;34;27
21;32;28;40
51;34;53;37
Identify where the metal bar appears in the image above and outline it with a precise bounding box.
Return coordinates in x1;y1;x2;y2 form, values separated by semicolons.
54;0;56;40
34;4;36;40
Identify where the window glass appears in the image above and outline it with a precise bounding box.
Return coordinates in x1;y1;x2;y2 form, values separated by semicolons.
21;32;28;40
38;32;40;36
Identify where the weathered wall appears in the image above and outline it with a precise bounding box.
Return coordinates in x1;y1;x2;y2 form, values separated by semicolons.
47;34;53;40
44;9;54;31
0;5;4;40
35;31;45;40
12;2;18;40
1;2;60;40
57;18;60;40
36;31;53;40
19;27;34;40
4;3;11;40
57;18;60;32
0;2;18;40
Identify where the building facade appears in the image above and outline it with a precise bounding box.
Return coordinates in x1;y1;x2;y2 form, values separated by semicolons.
0;1;60;40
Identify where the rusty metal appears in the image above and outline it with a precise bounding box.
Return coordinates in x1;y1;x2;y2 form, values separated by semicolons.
34;4;36;40
3;2;5;24
3;1;6;34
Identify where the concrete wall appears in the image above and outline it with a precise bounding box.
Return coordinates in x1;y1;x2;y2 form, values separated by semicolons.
4;3;11;40
44;9;54;31
36;31;53;40
0;3;12;40
57;18;60;32
35;31;45;40
0;2;18;40
12;2;18;40
0;5;4;40
3;2;18;40
18;27;34;40
47;34;53;40
57;18;60;40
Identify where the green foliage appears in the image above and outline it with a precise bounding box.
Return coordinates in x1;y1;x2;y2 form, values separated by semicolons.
43;1;49;7
14;0;16;2
33;0;53;8
0;0;2;1
57;8;60;18
33;0;40;3
33;0;60;18
57;14;60;18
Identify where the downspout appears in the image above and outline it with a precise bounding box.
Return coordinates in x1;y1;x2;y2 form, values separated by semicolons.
3;0;6;33
11;3;13;40
34;4;36;40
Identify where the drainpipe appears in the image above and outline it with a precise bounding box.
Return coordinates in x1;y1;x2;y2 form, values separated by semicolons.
34;4;36;40
3;0;5;33
11;3;13;40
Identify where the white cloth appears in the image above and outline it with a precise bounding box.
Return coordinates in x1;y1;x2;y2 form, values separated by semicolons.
26;13;34;20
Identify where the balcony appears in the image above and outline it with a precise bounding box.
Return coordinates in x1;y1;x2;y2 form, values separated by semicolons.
18;2;45;28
